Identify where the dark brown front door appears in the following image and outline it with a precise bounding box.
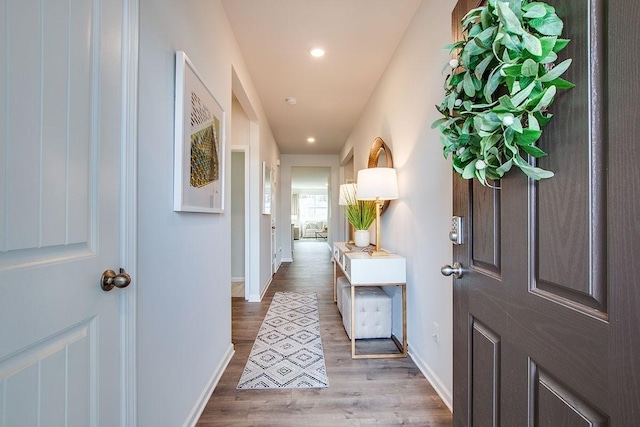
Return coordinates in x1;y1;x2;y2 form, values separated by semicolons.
451;0;640;425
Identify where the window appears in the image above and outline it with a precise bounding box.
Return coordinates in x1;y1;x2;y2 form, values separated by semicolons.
299;194;328;224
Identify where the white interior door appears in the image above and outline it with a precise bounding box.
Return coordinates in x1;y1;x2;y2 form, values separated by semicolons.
0;0;131;424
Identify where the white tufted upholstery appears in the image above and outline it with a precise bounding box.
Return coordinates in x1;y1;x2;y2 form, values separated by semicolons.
341;285;392;340
336;276;350;315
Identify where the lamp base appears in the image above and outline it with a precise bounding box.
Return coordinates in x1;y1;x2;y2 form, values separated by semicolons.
370;250;388;257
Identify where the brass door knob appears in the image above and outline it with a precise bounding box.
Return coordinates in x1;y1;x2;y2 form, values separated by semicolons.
101;268;132;291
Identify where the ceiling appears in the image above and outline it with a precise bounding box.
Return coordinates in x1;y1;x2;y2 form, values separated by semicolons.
221;0;422;155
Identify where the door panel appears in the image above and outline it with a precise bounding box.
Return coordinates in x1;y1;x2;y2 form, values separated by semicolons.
451;0;640;424
471;181;501;275
0;0;127;424
535;0;607;313
471;319;500;427
533;366;608;427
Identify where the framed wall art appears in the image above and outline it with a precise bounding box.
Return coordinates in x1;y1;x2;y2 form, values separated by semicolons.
174;51;225;213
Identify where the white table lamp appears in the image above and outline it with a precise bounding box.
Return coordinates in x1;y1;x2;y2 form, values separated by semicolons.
356;168;398;256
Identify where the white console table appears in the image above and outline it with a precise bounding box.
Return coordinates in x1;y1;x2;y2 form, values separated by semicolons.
332;242;407;359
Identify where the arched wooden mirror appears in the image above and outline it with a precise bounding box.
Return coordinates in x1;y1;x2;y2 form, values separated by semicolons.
367;137;394;214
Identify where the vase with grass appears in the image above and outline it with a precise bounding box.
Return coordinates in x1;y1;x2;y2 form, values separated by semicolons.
343;187;376;247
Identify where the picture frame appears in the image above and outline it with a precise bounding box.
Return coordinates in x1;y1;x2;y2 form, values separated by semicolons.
262;161;272;215
174;51;225;213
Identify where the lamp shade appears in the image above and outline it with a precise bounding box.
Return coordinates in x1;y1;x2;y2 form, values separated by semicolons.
356;168;398;201
338;183;357;206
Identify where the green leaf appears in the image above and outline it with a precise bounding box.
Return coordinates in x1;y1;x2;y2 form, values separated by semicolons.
533;36;557;60
541;51;558;64
510;81;536;107
504;127;515;145
553;38;570;52
531;85;556;112
514;128;542;145
498;94;516;110
484;67;502;102
463;72;476;97
462;39;489;66
528;113;540;130
521;144;548;158
529;14;563;36
496;1;523;35
513;155;554;180
475;168;488;185
509;115;523;133
522;32;542;56
538;58;572;82
474;54;495;80
496;159;513;175
501;32;522;52
449;72;464;86
481;134;501;154
502;64;522;76
447;93;456;114
431;118;448;129
474;26;498;48
481;7;493;29
462;161;476;179
523;3;547;18
534;111;552;126
547;77;575;89
521;58;538;77
469;23;483;38
443;41;465;52
462;7;484;28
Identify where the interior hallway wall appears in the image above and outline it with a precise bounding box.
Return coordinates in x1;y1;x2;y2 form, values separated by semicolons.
138;0;278;424
340;0;456;408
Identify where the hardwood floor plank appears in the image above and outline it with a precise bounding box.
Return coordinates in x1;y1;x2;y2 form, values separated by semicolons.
197;240;452;426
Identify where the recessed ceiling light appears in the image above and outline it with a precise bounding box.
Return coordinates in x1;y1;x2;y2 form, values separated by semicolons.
307;137;316;143
309;47;325;58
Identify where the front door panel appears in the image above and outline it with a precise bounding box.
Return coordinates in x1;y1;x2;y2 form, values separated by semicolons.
451;0;640;424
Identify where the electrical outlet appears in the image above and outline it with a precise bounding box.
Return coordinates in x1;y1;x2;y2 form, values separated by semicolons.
432;322;440;343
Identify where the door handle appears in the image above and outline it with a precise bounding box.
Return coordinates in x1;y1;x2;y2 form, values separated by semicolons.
441;262;463;279
101;268;132;291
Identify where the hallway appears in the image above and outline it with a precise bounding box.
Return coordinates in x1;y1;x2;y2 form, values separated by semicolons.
197;240;452;426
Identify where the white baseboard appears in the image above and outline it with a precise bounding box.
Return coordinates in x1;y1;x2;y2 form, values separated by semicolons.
231;276;245;282
249;276;272;302
182;344;235;427
281;257;293;262
409;346;453;412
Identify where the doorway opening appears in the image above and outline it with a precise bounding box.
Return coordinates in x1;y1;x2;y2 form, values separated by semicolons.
291;167;331;245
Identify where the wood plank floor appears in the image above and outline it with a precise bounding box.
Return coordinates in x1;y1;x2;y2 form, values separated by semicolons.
197;240;453;426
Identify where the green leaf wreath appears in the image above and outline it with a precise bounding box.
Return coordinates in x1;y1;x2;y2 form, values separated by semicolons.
432;0;574;186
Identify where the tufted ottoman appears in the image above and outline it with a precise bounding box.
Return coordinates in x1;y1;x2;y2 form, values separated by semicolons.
341;285;392;340
336;276;351;315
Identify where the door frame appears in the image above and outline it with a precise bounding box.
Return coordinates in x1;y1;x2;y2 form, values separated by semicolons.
121;0;139;424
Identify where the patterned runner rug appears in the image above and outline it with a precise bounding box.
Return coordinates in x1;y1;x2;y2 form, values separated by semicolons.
237;292;329;389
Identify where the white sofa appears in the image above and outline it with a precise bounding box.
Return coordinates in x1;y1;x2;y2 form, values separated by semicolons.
302;221;327;238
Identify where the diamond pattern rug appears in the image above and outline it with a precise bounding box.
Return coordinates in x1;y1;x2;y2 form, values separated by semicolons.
237;292;329;389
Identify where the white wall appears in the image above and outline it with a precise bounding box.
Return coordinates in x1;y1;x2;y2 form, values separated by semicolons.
137;1;278;424
340;0;456;408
